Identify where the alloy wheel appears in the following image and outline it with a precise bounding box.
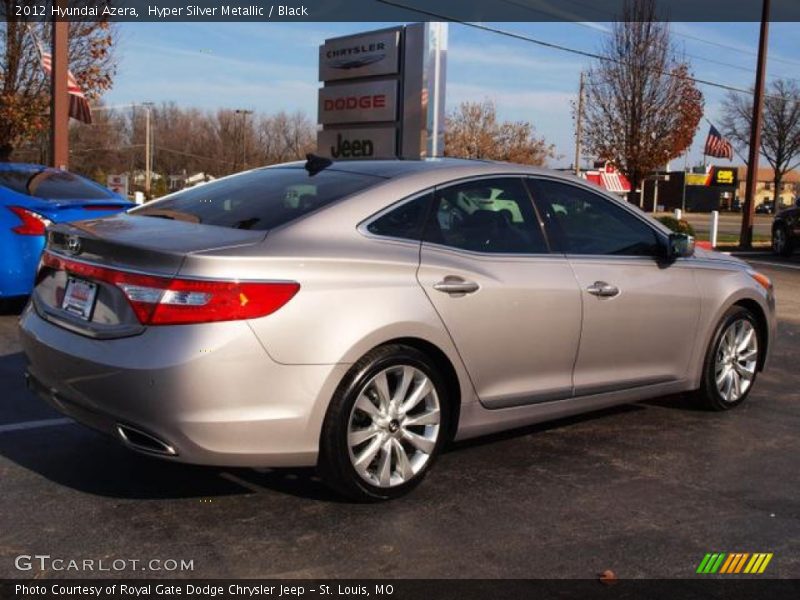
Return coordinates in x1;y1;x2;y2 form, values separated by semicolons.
715;319;758;403
773;227;786;254
347;365;441;488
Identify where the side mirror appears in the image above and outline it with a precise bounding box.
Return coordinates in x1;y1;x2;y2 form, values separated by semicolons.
666;232;695;259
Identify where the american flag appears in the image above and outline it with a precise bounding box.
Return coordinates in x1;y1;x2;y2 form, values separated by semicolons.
704;125;733;160
39;47;93;124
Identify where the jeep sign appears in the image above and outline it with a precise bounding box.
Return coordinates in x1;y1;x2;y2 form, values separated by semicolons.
319;29;400;82
318;80;398;125
317;128;397;159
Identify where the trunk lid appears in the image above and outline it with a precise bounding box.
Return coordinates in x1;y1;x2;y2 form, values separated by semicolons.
33;213;268;338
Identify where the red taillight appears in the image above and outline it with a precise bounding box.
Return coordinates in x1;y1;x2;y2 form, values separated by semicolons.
40;252;299;325
9;206;50;235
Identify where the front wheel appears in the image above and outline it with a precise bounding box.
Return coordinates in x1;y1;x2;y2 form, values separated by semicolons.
694;306;761;411
318;345;449;501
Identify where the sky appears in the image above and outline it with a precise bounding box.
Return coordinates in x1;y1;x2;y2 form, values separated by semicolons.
104;20;800;169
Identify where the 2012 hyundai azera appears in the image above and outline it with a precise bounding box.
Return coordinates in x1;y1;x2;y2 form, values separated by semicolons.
20;157;776;500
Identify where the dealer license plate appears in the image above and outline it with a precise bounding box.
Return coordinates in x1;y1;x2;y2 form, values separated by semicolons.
61;277;98;320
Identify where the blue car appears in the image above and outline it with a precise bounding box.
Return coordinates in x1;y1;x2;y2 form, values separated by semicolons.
1;163;133;301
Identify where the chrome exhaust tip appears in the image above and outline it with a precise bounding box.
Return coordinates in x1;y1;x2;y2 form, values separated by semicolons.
116;424;177;457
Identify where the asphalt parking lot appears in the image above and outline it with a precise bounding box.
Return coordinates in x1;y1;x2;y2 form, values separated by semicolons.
1;251;799;580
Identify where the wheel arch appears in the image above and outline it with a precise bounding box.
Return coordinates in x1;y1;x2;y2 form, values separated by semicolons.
732;298;770;372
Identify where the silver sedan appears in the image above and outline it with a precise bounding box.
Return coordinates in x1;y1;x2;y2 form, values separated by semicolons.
20;158;776;500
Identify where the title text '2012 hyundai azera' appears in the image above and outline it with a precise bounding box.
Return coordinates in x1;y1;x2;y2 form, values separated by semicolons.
20;158;776;500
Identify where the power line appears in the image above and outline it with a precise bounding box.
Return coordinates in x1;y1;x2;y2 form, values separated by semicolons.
375;0;777;98
554;0;800;69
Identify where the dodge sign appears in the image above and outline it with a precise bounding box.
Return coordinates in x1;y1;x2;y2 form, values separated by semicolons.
318;80;398;125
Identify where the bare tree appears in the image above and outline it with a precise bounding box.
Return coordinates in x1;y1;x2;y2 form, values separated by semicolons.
0;7;117;160
721;79;800;206
445;100;556;166
578;0;704;202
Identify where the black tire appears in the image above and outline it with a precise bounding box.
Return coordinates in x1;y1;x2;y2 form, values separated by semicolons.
694;306;762;411
318;344;450;501
772;223;794;257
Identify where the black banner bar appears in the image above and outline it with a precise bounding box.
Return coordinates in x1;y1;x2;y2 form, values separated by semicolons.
3;580;800;600
2;0;800;22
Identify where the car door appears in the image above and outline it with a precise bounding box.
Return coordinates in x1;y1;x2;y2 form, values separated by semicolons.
528;177;701;396
416;176;582;408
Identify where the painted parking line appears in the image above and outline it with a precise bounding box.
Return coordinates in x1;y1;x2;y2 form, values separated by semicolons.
0;417;74;434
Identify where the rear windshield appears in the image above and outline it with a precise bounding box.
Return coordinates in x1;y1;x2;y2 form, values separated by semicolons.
131;167;383;230
0;168;113;200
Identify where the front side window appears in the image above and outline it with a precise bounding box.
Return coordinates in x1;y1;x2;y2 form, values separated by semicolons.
132;167;382;230
423;177;548;254
530;179;661;256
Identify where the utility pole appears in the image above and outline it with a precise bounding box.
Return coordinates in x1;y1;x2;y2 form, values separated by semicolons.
740;0;771;248
574;71;585;176
143;102;154;198
235;109;253;171
50;6;69;169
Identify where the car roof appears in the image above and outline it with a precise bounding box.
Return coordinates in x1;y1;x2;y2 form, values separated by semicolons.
275;157;557;180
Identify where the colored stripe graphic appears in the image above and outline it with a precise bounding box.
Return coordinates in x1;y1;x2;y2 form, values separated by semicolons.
699;552;773;574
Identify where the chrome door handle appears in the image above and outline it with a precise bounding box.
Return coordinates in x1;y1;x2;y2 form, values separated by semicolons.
586;281;620;297
433;278;480;295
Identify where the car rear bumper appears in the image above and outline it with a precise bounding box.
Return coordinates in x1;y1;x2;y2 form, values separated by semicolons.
19;303;348;467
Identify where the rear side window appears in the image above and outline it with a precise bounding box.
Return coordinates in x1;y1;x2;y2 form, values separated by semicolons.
366;192;432;240
132;167;382;230
0;168;113;200
424;177;548;254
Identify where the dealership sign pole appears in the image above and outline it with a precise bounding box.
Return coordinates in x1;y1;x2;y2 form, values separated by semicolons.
317;23;447;160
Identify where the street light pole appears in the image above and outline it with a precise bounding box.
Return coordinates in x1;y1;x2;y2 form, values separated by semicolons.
143;102;154;198
574;71;585;176
740;0;771;248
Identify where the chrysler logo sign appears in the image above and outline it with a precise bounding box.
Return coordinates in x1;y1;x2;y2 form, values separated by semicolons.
319;30;400;82
326;43;386;71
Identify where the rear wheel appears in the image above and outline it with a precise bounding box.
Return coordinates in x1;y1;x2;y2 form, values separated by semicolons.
318;344;448;501
772;224;794;257
694;306;761;411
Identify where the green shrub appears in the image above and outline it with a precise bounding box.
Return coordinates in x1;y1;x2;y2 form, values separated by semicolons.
656;216;696;237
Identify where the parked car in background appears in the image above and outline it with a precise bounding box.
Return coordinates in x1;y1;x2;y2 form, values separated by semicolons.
20;158;775;500
756;201;774;215
772;197;800;256
0;164;133;303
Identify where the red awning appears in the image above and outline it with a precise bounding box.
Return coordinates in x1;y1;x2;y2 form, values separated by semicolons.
599;171;631;193
582;170;631;194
